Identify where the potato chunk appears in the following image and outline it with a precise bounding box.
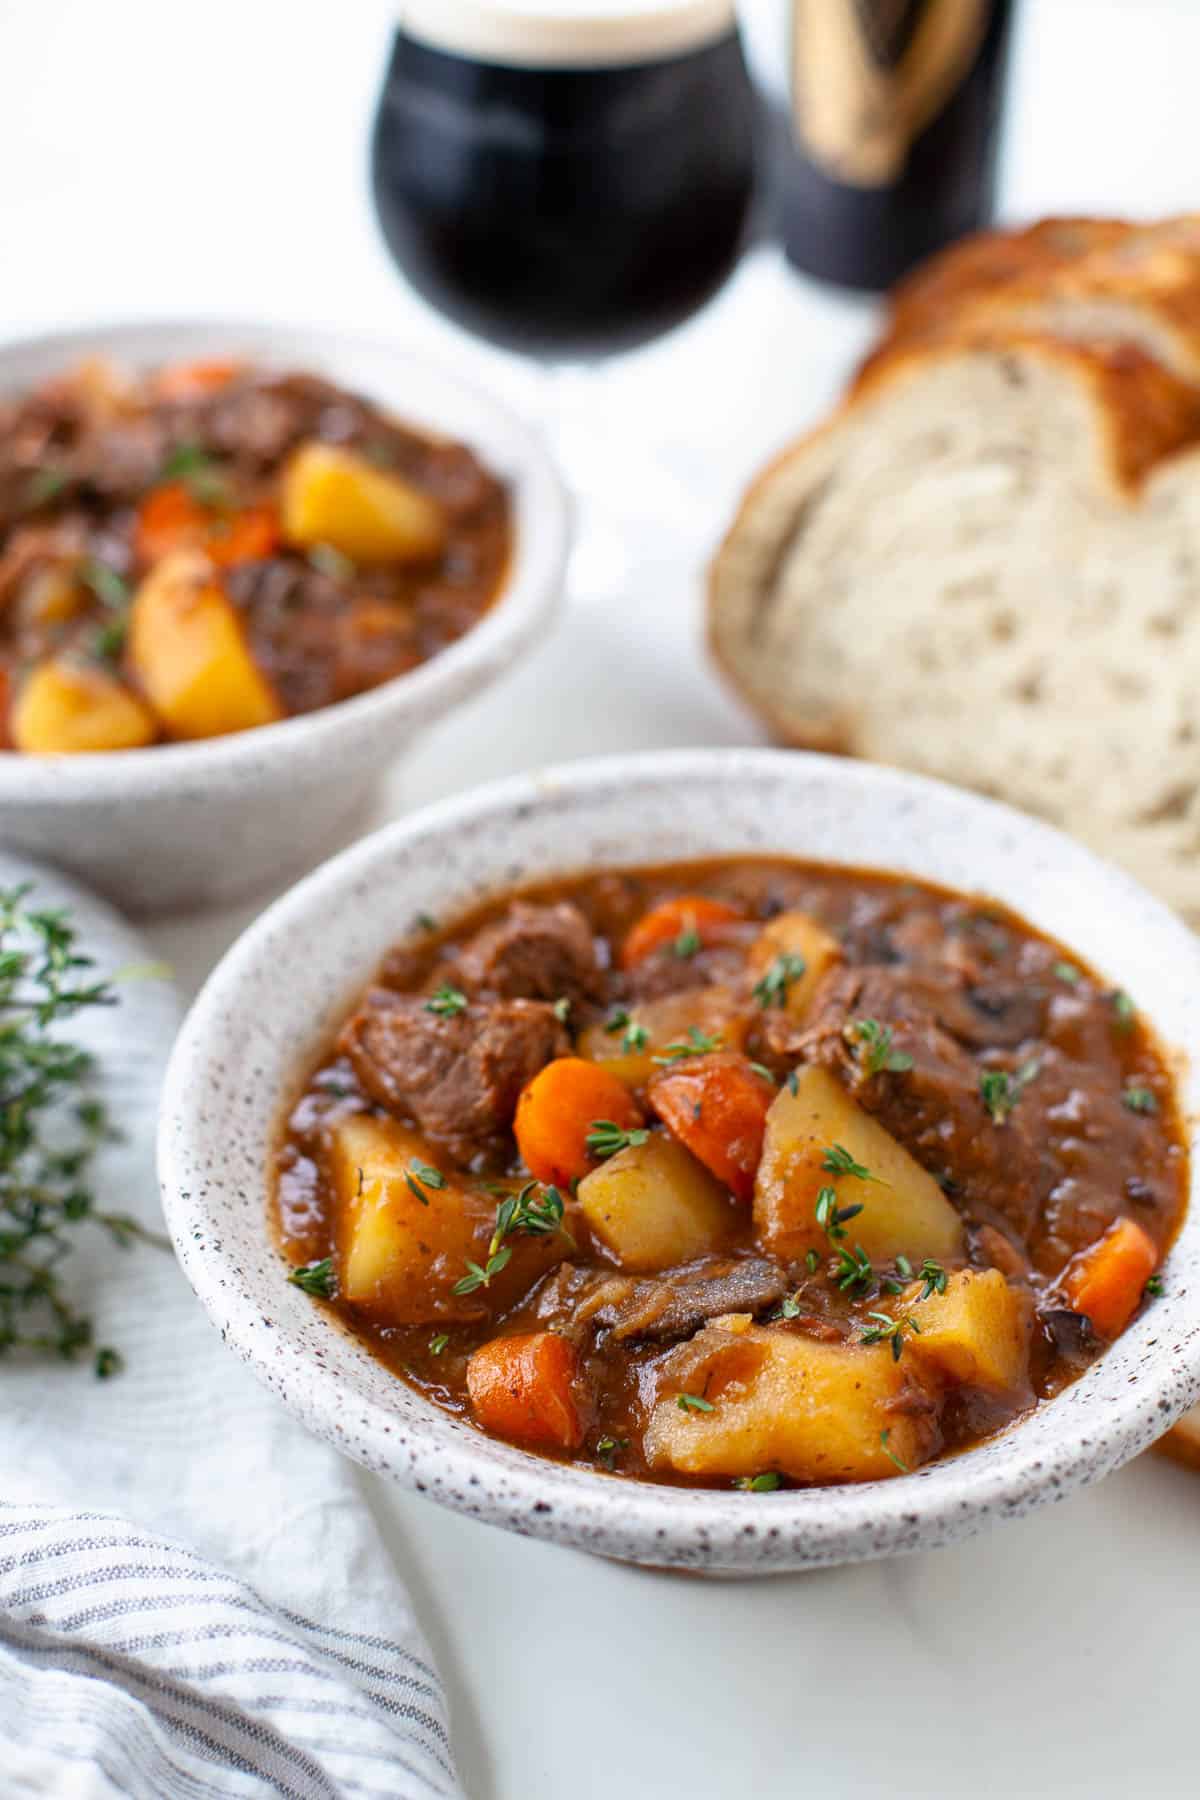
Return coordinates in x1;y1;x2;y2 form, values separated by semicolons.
331;1114;563;1324
747;910;842;1021
644;1320;939;1482
128;551;283;739
754;1064;964;1264
906;1269;1032;1394
12;658;157;753
281;442;446;564
577;986;747;1088
577;1133;734;1272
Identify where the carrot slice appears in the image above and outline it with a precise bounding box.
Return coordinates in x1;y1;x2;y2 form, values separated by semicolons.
136;486;280;569
648;1051;774;1204
135;482;210;565
154;358;244;401
205;503;280;566
620;896;743;969
467;1331;584;1451
514;1056;644;1188
1062;1216;1159;1339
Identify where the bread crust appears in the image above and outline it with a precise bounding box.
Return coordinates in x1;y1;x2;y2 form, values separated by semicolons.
864;213;1200;388
884;216;1131;344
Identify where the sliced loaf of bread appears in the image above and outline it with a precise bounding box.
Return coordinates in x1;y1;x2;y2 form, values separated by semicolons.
710;332;1200;919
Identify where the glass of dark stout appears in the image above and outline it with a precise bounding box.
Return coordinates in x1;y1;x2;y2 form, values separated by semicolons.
371;1;758;358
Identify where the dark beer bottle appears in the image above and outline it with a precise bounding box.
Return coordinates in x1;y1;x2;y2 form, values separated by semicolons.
779;0;1015;291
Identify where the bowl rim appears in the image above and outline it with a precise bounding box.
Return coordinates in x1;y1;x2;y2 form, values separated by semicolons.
0;316;570;794
159;748;1200;1569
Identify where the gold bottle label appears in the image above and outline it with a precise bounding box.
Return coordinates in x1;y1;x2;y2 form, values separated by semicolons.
790;0;990;188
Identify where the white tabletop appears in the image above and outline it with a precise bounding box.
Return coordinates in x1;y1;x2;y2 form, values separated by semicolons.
3;2;1199;1795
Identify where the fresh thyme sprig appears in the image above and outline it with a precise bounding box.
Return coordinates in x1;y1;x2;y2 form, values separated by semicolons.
915;1258;948;1299
832;1242;874;1294
425;985;468;1018
845;1017;913;1077
404;1159;446;1206
452;1180;568;1296
860;1310;921;1361
585;1120;649;1159
814;1184;862;1243
820;1144;883;1184
0;886;163;1370
604;1009;649;1056
288;1258;337;1299
980;1060;1039;1125
752;953;807;1010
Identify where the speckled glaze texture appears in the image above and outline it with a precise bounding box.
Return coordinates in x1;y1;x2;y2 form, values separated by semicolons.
159;750;1200;1573
0;321;569;915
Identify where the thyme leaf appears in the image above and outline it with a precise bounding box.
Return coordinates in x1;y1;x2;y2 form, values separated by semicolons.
846;1017;913;1077
752;953;807;1010
425;985;468;1018
651;1027;724;1065
585;1121;649;1159
288;1257;337;1299
980;1060;1039;1125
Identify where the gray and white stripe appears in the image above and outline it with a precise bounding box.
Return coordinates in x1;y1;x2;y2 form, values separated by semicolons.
0;1503;458;1800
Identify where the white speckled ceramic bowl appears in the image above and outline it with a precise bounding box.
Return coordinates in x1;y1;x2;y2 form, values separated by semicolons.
0;320;568;914
159;749;1200;1573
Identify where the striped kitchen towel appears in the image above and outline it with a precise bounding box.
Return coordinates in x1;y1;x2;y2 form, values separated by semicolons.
0;1504;457;1800
0;857;461;1800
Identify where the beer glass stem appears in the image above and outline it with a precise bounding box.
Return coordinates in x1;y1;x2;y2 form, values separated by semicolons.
541;359;706;602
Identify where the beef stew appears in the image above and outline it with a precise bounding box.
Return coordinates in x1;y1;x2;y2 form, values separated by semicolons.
0;357;510;750
276;859;1187;1490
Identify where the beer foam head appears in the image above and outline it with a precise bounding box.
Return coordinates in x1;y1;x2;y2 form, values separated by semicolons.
397;0;737;68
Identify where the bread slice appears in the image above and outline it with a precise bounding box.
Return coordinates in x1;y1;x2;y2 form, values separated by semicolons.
709;335;1200;922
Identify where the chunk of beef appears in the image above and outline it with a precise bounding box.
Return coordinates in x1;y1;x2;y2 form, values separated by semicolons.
78;417;172;499
623;940;751;1005
571;1257;789;1343
225;557;389;716
421;441;501;522
188;374;353;471
338;989;567;1155
972;1221;1033;1283
958;980;1044;1048
793;963;1047;1237
452;902;603;1009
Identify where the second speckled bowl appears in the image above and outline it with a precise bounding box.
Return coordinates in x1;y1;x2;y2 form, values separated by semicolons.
0;320;569;914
